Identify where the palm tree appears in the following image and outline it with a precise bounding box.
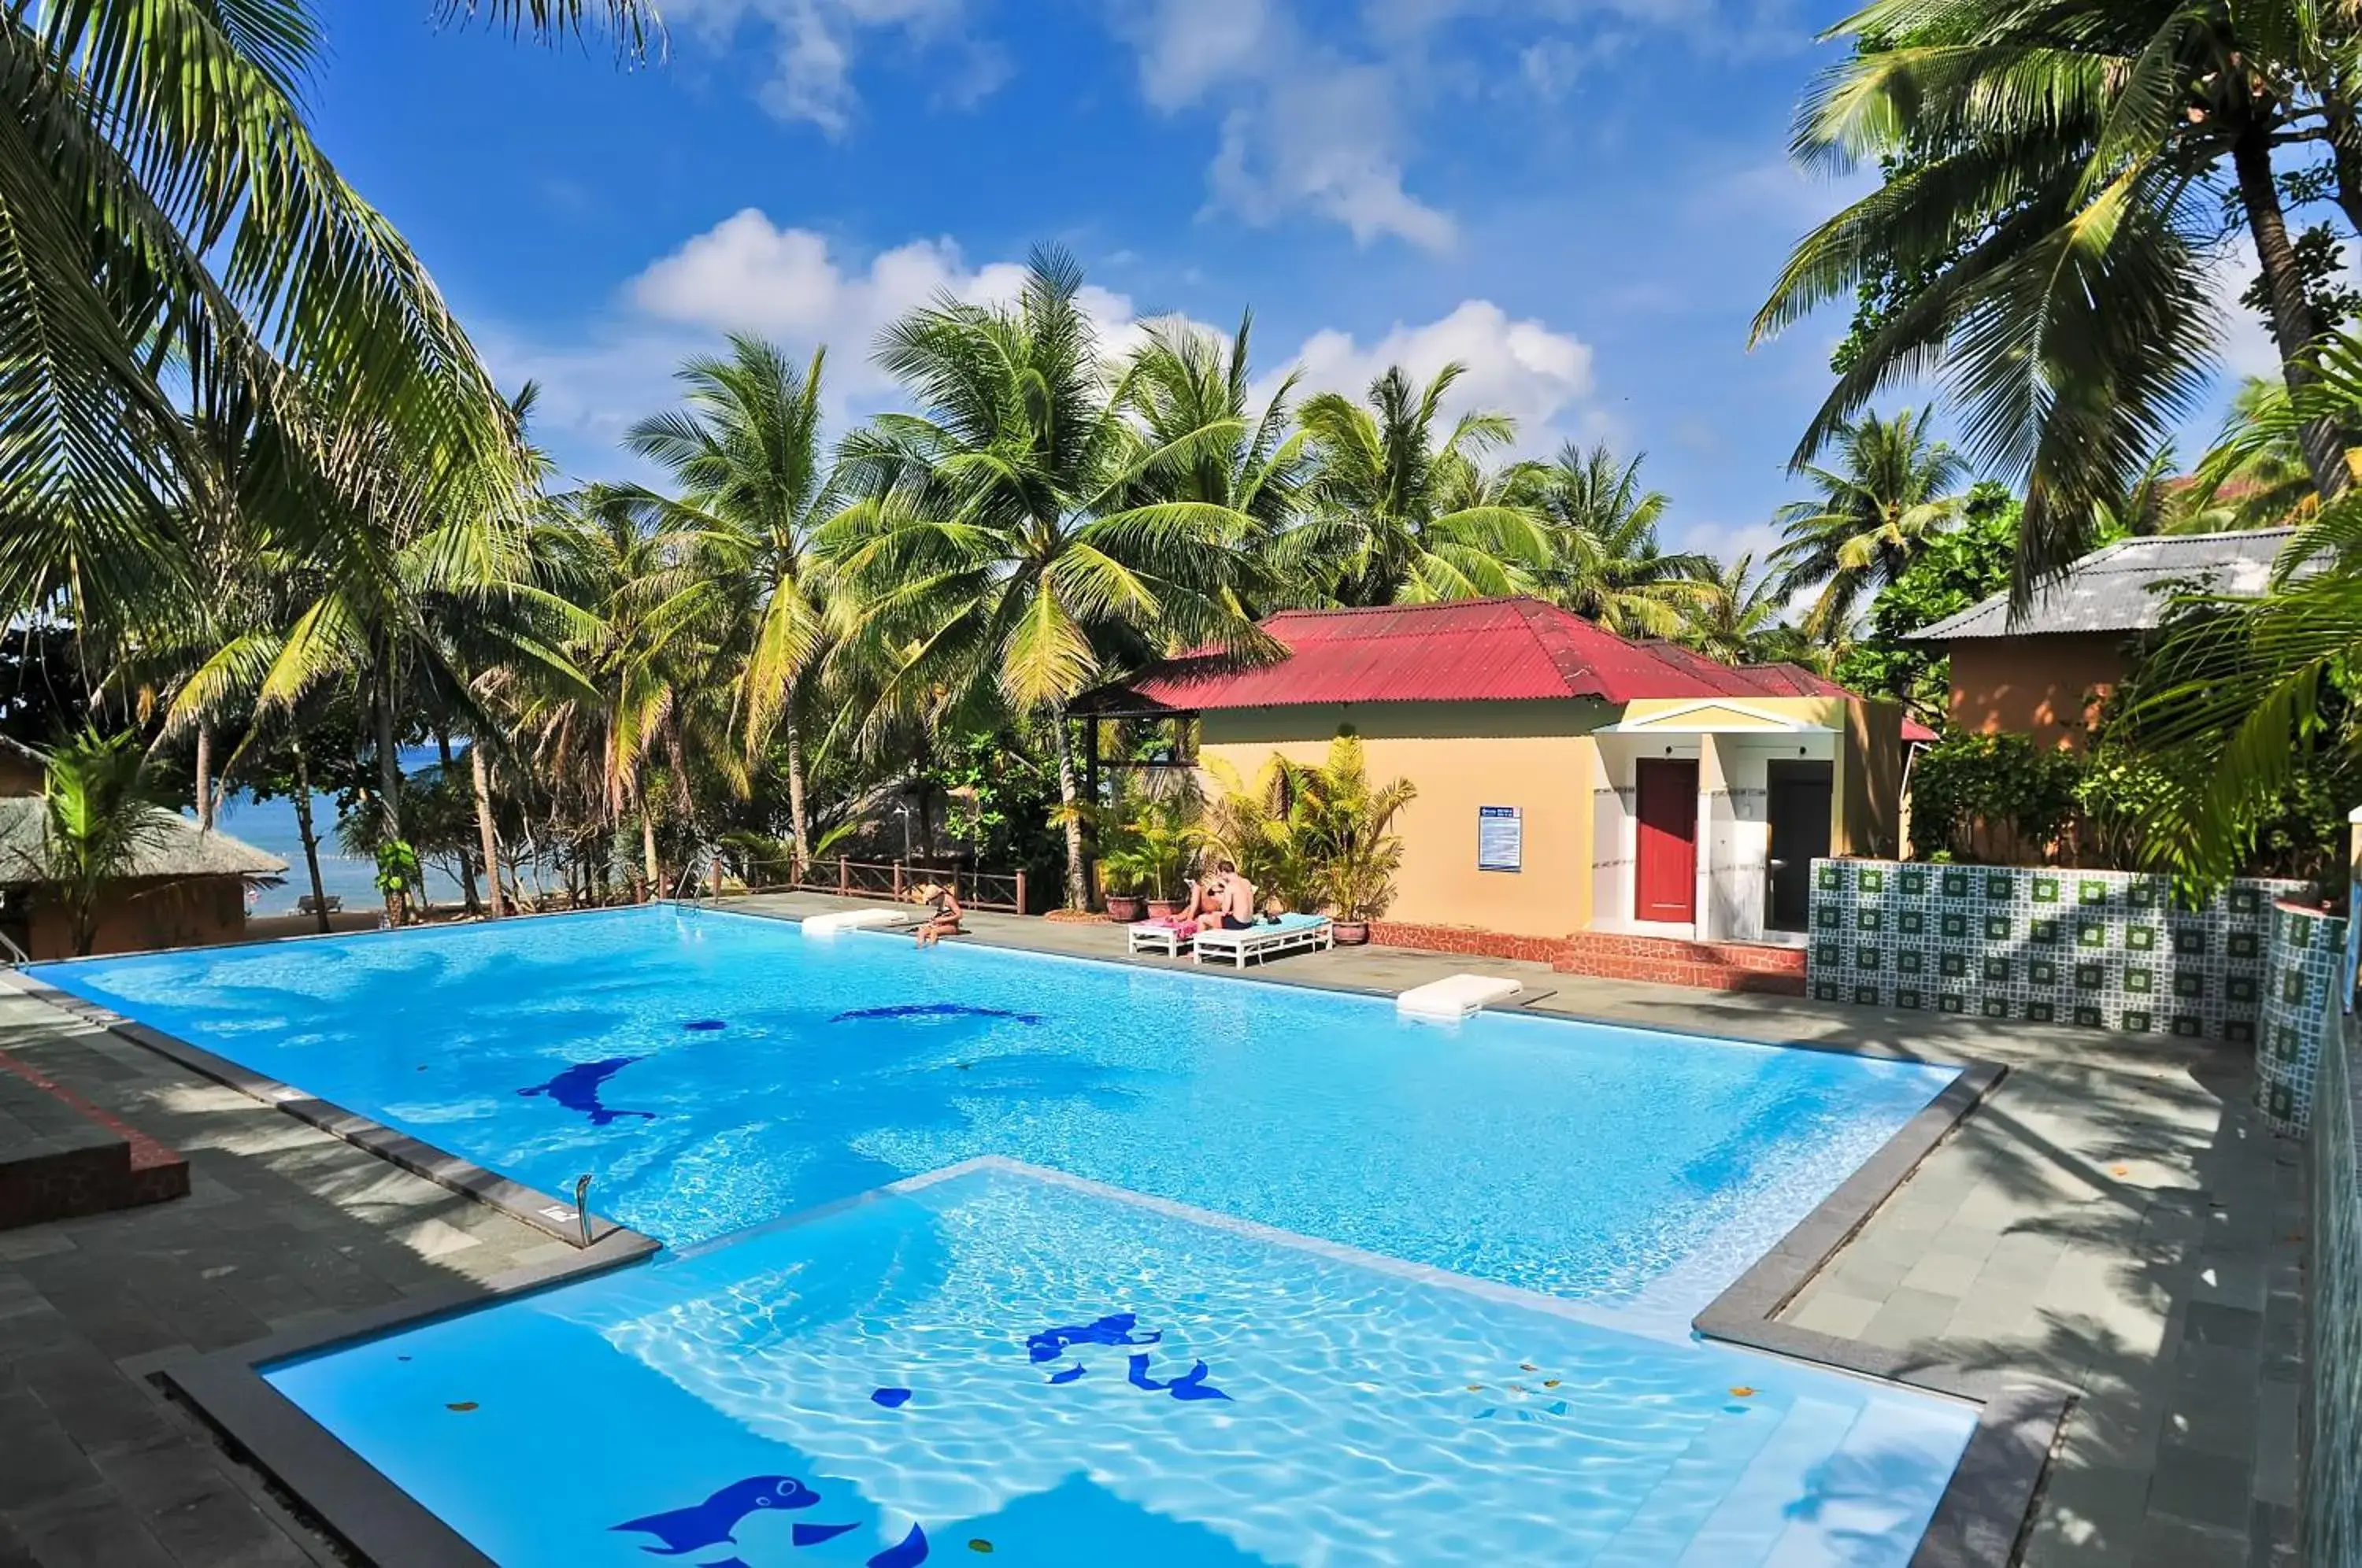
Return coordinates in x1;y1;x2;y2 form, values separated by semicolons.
1119;313;1304;612
3;1;660;642
1279;364;1553;605
623;337;841;875
824;248;1270;910
1680;555;1795;667
1751;0;2355;592
1523;442;1712;636
1772;408;1968;641
2116;327;2362;882
34;730;168;956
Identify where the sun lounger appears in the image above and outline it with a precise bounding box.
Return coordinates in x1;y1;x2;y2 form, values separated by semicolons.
1127;920;1194;957
1190;913;1334;967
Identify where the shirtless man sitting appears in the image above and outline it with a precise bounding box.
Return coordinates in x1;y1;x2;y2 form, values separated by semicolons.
1198;860;1257;932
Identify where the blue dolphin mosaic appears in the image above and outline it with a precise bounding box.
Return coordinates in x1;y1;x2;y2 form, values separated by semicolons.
612;1476;927;1565
516;1057;654;1126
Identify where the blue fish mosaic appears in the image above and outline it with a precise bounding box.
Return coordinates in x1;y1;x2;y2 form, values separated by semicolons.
868;1523;929;1566
1025;1312;1160;1363
1127;1355;1231;1402
610;1475;819;1554
829;1003;1043;1026
516;1057;654;1126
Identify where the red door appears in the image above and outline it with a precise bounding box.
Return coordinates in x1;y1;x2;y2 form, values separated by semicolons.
1635;758;1699;923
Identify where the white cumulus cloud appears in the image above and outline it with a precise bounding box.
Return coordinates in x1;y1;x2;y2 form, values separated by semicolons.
1277;301;1598;448
496;215;1607;475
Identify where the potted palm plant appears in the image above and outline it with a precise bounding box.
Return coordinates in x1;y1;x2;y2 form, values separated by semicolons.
1097;845;1150;923
1301;730;1416;945
1131;794;1204;919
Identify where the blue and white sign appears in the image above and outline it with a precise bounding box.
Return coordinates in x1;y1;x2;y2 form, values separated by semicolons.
1478;805;1523;872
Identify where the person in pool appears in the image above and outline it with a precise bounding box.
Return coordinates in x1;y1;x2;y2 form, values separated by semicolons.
912;882;964;947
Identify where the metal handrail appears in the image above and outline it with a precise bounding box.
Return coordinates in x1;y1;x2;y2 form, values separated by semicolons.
743;855;1027;914
0;928;28;965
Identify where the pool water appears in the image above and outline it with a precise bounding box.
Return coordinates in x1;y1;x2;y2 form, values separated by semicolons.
35;906;1953;1319
36;906;1981;1565
266;1162;1978;1567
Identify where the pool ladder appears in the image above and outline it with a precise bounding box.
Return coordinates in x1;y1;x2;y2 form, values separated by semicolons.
572;1173;594;1247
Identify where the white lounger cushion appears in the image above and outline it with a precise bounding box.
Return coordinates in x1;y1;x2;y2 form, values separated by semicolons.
1396;973;1523;1019
803;908;915;936
1191;913;1334;966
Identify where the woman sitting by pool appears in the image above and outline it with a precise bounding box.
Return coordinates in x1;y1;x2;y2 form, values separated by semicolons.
911;882;964;947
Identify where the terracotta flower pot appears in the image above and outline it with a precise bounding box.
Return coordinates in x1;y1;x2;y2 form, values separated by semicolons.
1105;894;1147;923
1333;920;1372;946
1144;898;1186;920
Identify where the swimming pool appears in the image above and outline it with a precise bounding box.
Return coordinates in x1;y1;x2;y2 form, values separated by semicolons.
34;904;1953;1319
266;1161;1978;1567
31;906;1984;1564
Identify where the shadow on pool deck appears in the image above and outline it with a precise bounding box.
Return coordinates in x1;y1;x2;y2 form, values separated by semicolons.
0;892;2307;1566
0;989;563;1566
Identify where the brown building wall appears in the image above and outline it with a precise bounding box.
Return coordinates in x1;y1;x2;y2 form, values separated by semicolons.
11;877;250;960
1946;633;2129;750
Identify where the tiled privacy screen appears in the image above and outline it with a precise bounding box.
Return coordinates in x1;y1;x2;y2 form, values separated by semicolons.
2258;902;2347;1134
1806;859;2301;1040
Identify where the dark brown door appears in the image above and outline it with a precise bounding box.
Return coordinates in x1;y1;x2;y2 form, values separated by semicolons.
1635;758;1698;923
1766;760;1833;931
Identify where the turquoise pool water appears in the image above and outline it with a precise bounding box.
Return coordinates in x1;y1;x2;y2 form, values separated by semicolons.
35;906;1979;1564
35;905;1953;1318
266;1162;1977;1567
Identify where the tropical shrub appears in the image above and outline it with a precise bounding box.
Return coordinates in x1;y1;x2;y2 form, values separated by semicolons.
38;730;168;956
1296;732;1419;922
1908;732;2083;862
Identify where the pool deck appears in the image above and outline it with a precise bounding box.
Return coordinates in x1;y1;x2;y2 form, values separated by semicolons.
0;894;2305;1566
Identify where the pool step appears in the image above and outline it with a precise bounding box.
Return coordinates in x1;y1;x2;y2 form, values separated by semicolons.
1664;1393;1865;1566
1756;1393;1971;1564
0;1048;189;1230
1587;1390;1787;1566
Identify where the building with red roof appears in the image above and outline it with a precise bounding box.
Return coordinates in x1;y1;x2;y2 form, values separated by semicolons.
1078;597;1913;959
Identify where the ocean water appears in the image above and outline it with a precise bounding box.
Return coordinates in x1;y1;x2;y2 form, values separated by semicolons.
266;1163;1977;1567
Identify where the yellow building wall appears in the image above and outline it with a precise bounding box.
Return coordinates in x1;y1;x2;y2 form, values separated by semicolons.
1194;693;1875;941
1196;701;1608;939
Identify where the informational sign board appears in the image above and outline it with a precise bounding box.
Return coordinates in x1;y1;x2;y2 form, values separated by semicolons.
1477;805;1523;872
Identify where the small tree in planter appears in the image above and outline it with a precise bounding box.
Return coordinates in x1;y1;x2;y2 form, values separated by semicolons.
1299;731;1416;944
1129;793;1204;917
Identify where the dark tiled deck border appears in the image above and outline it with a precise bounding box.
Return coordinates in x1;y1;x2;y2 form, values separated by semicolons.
0;968;643;1251
5;904;2062;1566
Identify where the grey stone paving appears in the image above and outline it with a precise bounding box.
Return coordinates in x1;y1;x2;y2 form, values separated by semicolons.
0;895;2311;1564
0;991;559;1566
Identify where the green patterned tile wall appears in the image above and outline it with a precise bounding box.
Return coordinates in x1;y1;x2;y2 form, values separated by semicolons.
2258;902;2346;1135
2308;999;2362;1564
1805;859;2302;1040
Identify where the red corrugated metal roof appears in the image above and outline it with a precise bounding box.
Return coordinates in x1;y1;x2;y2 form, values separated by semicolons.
1097;598;1883;712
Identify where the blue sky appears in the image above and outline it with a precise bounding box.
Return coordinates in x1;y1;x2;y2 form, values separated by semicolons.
312;0;2265;564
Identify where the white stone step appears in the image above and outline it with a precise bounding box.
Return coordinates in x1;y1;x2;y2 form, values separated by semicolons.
1674;1393;1865;1566
1586;1389;1787;1567
1760;1393;1973;1566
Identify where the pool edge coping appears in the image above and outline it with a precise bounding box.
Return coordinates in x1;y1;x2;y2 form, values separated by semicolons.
7;905;2060;1565
0;967;650;1253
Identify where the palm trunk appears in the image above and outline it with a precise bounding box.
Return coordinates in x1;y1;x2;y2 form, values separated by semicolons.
291;740;331;935
2232;116;2348;500
640;801;659;898
785;717;811;880
471;740;505;919
1053;716;1089;910
194;721;214;831
372;679;406;925
435;728;481;913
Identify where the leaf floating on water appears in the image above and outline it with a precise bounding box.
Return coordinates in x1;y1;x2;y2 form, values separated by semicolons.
1542;1379;1560;1389
445;1401;478;1412
1728;1387;1755;1399
1465;1385;1483;1392
1518;1363;1538;1372
968;1540;995;1554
